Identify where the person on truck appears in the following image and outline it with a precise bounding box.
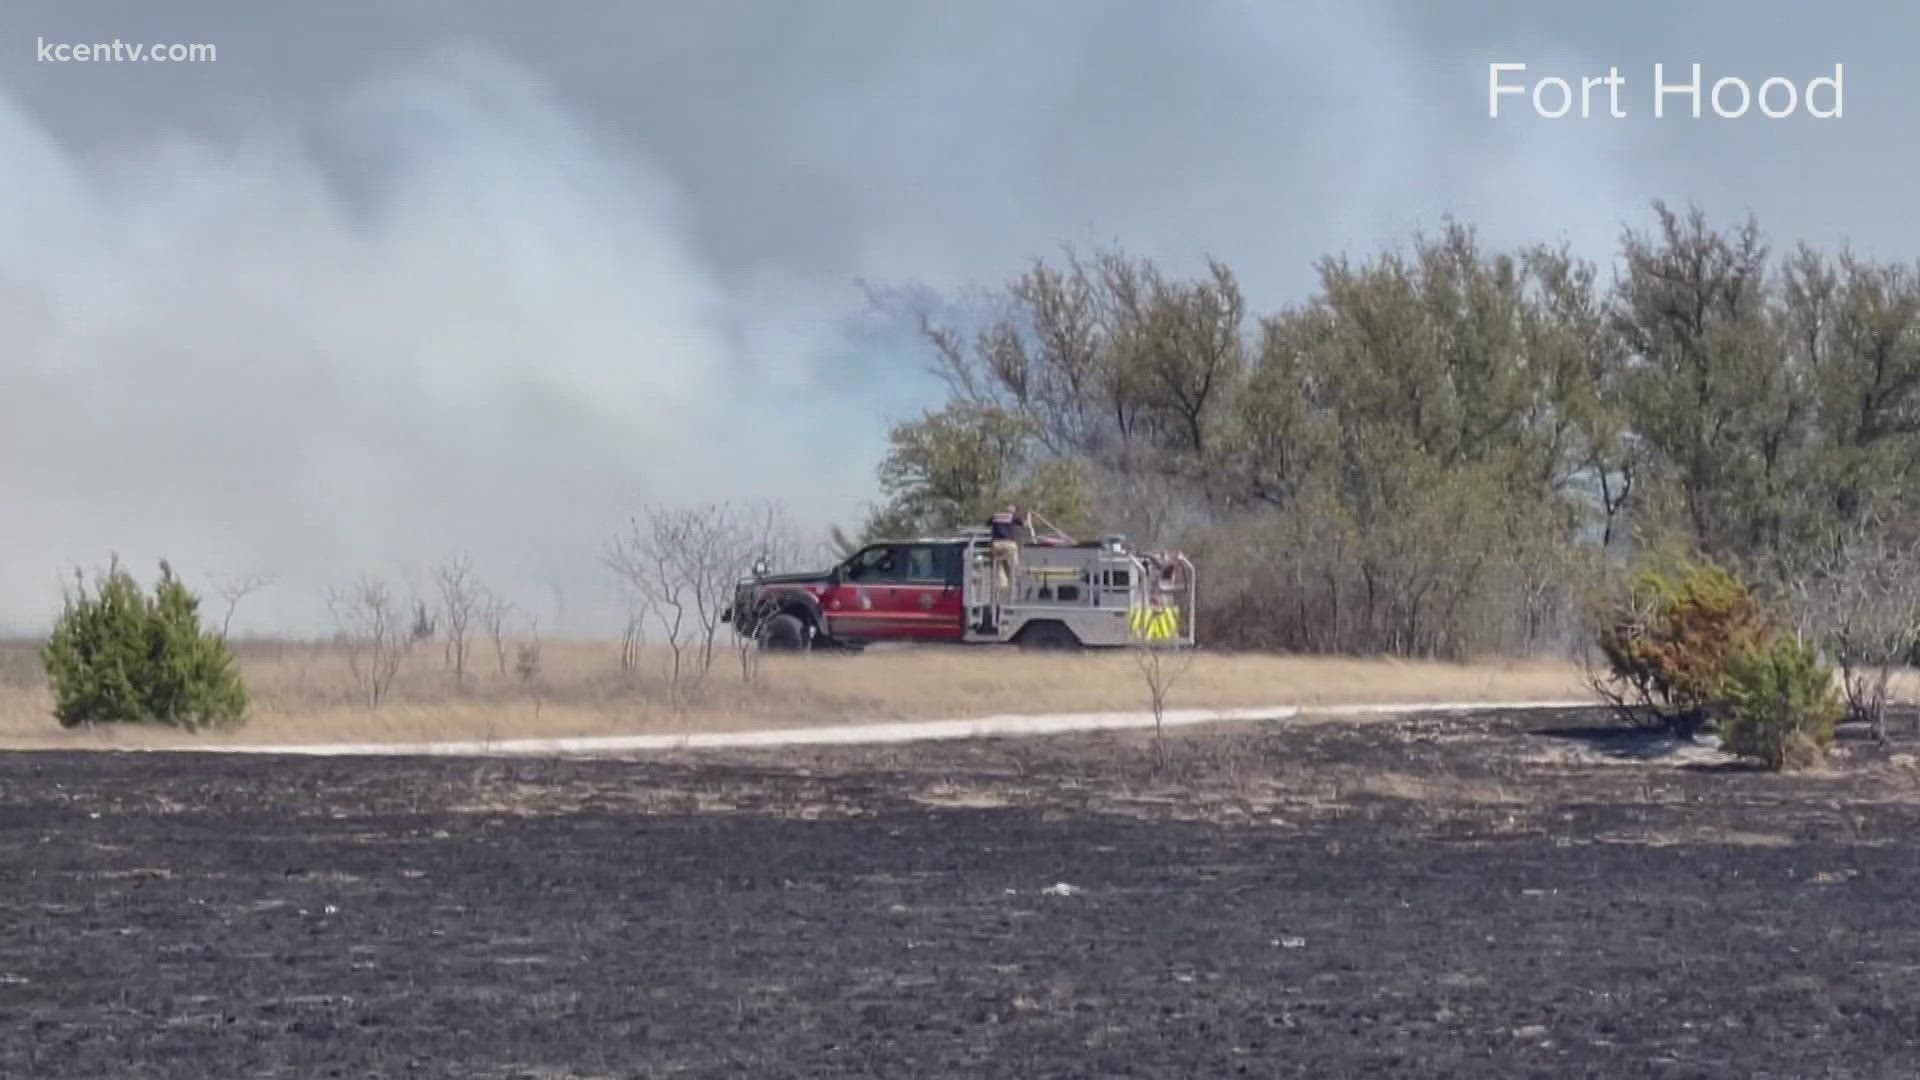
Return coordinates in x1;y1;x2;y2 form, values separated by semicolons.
988;505;1022;599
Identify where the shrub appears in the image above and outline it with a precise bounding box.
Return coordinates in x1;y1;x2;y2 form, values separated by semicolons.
40;559;248;730
1718;636;1841;770
1592;554;1773;734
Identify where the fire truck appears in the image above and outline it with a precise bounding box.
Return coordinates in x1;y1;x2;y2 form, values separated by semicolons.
722;527;1195;650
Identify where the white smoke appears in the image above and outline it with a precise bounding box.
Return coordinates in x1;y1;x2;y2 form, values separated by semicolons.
0;45;877;637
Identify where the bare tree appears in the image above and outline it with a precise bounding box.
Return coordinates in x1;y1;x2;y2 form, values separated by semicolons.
1791;524;1920;741
742;500;820;576
1133;627;1196;766
409;598;436;645
685;505;752;676
514;615;543;685
719;500;817;663
433;553;482;686
608;509;695;695
514;614;544;721
211;572;274;640
607;500;810;695
731;591;780;686
620;594;650;674
328;574;412;708
480;589;515;677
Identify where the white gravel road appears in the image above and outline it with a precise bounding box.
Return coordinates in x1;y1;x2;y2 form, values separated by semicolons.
146;699;1597;757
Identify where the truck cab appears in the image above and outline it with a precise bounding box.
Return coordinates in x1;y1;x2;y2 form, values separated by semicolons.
818;539;970;642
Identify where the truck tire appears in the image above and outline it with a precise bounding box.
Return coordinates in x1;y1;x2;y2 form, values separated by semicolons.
759;612;809;651
1013;620;1081;650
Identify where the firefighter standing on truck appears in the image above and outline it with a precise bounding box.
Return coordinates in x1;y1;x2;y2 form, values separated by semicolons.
988;505;1025;603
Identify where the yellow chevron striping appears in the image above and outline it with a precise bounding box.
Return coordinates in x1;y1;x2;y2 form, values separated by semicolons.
1128;605;1180;641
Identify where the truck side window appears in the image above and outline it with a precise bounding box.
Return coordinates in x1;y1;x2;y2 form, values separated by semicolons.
905;545;942;583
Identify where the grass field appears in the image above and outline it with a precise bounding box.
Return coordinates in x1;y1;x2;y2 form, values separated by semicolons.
0;636;1603;748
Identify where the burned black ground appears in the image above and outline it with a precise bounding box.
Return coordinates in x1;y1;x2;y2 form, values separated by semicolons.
5;708;1920;1077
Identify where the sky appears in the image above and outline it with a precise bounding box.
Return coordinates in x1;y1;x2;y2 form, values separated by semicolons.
0;0;1915;636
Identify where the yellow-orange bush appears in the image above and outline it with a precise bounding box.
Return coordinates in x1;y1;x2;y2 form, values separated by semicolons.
1593;555;1774;734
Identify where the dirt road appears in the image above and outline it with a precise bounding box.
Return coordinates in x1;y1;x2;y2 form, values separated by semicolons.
128;698;1595;756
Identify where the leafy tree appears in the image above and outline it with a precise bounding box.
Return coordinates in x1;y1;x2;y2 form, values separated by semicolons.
1522;244;1636;546
1219;308;1331;512
1612;203;1807;561
41;559;249;730
864;202;1920;660
1786;247;1920;529
864;401;1092;538
1113;257;1246;460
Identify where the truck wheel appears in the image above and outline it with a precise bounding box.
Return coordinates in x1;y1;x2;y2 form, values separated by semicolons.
759;613;809;651
1014;620;1081;650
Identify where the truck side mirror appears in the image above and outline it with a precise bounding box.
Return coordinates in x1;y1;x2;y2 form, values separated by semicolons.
751;557;769;578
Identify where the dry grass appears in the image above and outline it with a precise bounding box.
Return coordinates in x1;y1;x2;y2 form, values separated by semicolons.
0;636;1598;749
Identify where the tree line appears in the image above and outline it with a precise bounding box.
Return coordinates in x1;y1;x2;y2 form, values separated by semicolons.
859;202;1920;659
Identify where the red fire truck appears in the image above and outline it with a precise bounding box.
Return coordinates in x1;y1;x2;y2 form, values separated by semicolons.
721;527;1195;650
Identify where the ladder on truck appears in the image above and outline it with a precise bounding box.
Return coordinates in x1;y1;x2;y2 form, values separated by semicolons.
962;532;1003;636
